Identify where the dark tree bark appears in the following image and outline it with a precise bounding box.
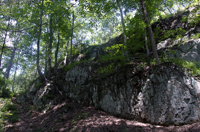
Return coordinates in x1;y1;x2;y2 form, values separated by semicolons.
54;30;60;71
139;4;150;64
140;0;159;61
45;44;48;75
70;6;75;63
36;0;45;80
44;15;49;75
48;13;53;77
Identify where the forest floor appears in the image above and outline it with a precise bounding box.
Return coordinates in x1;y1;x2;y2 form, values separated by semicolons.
1;97;200;132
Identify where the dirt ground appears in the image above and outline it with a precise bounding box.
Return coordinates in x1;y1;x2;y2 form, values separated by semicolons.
3;97;200;132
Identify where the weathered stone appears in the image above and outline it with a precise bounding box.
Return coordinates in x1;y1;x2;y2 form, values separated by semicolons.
138;63;200;125
60;62;200;125
33;83;53;106
157;38;172;50
174;39;200;62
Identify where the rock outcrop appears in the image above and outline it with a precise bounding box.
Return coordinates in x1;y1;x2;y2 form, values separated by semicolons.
157;36;200;62
62;62;200;125
152;5;200;43
16;5;200;126
18;61;200;126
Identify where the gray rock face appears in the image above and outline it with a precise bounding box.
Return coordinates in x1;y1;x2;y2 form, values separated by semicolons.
64;65;91;104
16;39;200;126
139;64;200;125
157;37;200;62
61;62;200;125
23;62;199;125
175;39;200;62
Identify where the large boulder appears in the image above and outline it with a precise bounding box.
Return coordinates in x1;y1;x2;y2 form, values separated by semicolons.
157;37;200;62
175;39;200;62
138;63;200;125
62;62;200;125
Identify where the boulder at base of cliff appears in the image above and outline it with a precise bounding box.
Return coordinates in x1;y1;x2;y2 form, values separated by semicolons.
63;62;200;126
137;63;200;125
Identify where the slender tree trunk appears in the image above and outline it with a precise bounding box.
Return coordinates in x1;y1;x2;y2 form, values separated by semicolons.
45;45;48;75
0;18;10;68
140;0;159;61
2;36;19;94
139;4;150;64
48;13;53;77
70;6;75;63
54;30;60;71
64;40;70;67
116;0;127;55
44;15;48;75
12;57;19;93
34;69;38;78
36;0;45;80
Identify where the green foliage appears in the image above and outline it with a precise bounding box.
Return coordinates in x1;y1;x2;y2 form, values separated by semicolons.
1;0;199;101
99;44;126;62
155;27;187;42
64;61;82;72
64;59;91;72
0;88;15;98
9;92;17;98
171;59;200;76
1;103;18;112
136;62;147;71
0;77;5;87
16;89;28;98
0;98;19;131
70;119;76;125
6;113;19;123
97;63;116;77
76;112;89;120
96;44;128;78
191;33;200;39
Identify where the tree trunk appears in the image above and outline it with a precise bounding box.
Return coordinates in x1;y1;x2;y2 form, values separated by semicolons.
34;69;38;78
54;30;60;71
44;15;49;75
45;44;48;75
36;0;45;80
12;55;19;93
0;18;10;68
63;40;70;67
48;13;53;77
70;7;75;63
139;4;150;64
116;0;127;55
140;0;159;61
2;36;19;94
